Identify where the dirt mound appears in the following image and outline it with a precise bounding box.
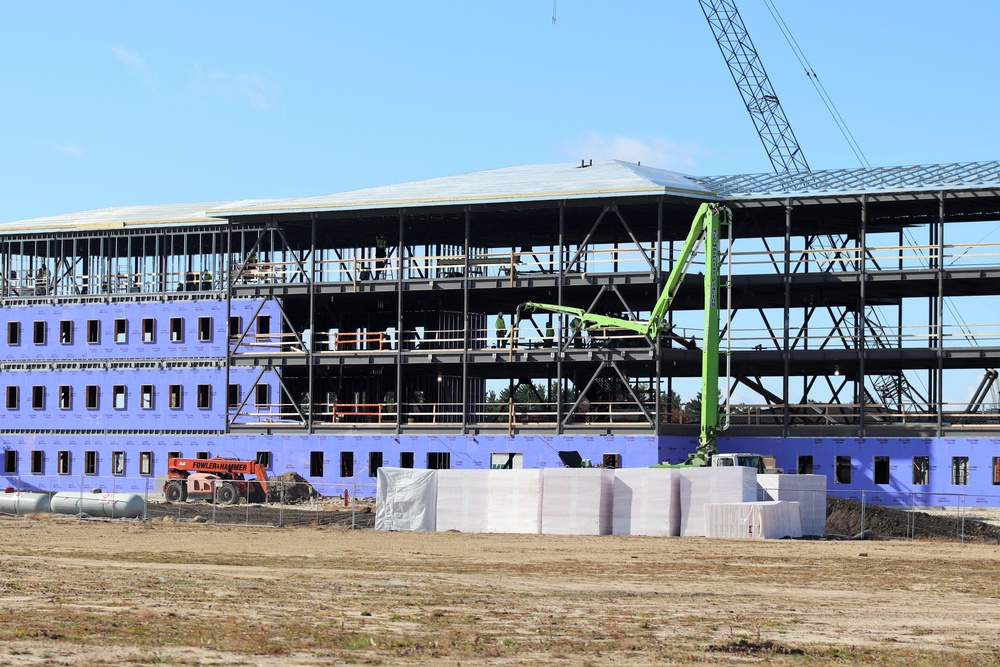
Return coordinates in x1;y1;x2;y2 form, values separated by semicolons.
266;472;319;503
826;496;1000;542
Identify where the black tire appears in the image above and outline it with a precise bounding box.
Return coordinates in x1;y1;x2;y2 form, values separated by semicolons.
164;481;185;503
216;483;239;506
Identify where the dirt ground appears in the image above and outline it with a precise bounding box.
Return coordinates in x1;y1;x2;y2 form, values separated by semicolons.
2;515;1000;666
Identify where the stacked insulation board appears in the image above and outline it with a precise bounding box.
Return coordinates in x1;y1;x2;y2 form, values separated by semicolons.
377;466;827;539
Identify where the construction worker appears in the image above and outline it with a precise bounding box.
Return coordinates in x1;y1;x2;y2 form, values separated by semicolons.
35;266;49;296
544;320;555;348
495;312;506;348
200;270;212;291
375;234;387;278
570;317;583;348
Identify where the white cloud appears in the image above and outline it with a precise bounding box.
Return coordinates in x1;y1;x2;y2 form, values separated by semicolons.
561;131;704;171
49;144;83;157
194;66;274;111
112;45;145;71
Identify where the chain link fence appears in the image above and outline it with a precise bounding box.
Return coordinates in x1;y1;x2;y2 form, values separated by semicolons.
7;474;1000;541
0;475;376;528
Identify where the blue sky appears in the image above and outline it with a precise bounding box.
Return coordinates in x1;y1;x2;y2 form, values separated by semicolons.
1;1;998;222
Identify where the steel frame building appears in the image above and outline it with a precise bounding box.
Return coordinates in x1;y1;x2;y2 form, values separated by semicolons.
2;159;999;499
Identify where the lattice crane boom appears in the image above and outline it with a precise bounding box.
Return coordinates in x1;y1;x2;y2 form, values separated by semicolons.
698;0;809;173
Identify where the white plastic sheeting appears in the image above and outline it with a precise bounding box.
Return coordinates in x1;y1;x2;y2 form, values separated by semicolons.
486;469;543;534
757;473;827;536
541;469;614;535
375;467;438;531
377;465;824;539
678;467;758;537
436;470;489;533
612;468;680;536
704;501;803;539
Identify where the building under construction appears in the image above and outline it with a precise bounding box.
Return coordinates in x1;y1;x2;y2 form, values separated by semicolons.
1;159;998;500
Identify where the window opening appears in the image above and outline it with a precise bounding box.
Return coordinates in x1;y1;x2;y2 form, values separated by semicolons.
33;321;45;345
912;456;930;486
491;452;523;469
198;316;212;342
6;386;18;410
60;320;72;344
30;450;43;474
797;455;813;475
835;456;851;484
227;384;240;409
340;452;354;477
113;385;127;410
255;384;270;409
86;385;99;409
309;451;324;477
197;384;211;409
31;385;44;410
114;318;127;343
400;452;414;468
873;456;890;485
112;451;125;476
427;452;451;470
255;451;271;468
3;450;17;474
141;385;154;409
142;318;155;343
229;316;242;340
169;384;182;409
196;451;210;459
57;450;70;475
952;456;969;486
58;385;72;410
368;452;383;477
170;317;183;342
84;450;97;475
87;319;100;344
139;452;152;476
7;321;19;346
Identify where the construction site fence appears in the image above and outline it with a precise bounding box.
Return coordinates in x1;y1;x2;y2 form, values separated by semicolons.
1;475;375;529
826;489;1000;543
7;475;1000;539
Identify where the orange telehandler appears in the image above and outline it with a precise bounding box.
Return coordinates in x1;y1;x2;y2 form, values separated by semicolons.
163;457;269;505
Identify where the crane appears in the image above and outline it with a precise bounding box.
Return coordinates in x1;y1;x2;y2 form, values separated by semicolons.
697;0;809;173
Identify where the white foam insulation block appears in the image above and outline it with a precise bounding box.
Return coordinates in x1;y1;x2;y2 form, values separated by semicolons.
678;467;758;537
486;469;543;534
704;501;803;539
540;468;614;535
757;473;827;536
435;469;489;533
375;467;438;532
612;468;681;536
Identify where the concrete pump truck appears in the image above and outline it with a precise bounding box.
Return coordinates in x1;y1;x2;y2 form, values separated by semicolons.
517;202;764;471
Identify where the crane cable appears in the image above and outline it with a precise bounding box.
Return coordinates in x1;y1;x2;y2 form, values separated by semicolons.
761;0;871;170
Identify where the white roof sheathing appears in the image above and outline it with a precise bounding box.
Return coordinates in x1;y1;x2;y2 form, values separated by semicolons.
0;200;265;235
211;160;714;217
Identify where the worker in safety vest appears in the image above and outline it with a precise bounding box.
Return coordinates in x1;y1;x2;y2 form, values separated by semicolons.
495;312;506;348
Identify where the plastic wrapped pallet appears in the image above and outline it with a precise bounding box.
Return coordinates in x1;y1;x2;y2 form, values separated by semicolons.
612;468;680;536
436;469;489;533
757;473;827;536
678;467;758;537
375;467;437;531
486;469;542;534
704;501;802;539
541;468;614;535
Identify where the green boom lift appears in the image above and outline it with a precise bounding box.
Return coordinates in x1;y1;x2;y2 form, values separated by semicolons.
517;202;731;467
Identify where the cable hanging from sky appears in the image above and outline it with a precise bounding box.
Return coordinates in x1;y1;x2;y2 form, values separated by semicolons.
762;0;871;170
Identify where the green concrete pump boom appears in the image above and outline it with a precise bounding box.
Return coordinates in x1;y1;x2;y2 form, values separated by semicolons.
518;202;731;464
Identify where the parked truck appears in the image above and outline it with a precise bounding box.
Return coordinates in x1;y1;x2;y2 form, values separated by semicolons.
163;457;269;505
